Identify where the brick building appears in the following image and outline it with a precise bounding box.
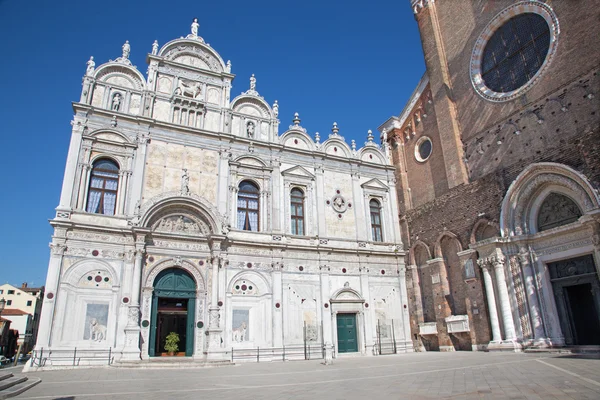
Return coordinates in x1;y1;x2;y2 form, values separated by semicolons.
379;0;600;351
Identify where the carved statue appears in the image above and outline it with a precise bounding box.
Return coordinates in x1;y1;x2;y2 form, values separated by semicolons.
174;216;185;231
175;79;202;99
250;74;256;91
89;318;107;342
246;121;255;138
232;321;247;342
273;100;279;117
191;18;199;37
122;40;131;59
86;56;95;76
111;93;122;111
226;60;231;73
151;40;159;55
181;168;190;194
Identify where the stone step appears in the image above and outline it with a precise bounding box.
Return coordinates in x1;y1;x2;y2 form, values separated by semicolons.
0;377;41;400
113;360;234;369
0;374;12;383
0;376;27;392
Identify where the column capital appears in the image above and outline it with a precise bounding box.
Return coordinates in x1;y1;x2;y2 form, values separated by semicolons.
49;242;67;256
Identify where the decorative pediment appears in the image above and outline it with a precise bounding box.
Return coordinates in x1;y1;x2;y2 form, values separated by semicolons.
361;178;389;192
281;165;315;180
235;156;268;168
152;214;210;236
331;286;364;303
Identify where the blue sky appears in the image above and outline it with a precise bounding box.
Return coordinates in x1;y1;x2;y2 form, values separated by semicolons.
0;0;424;287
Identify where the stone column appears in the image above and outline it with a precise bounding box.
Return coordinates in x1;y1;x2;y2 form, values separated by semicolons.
351;173;366;241
34;241;66;349
477;260;502;343
319;265;333;350
397;265;413;351
121;241;144;359
272;262;283;347
271;159;282;232
359;265;373;351
126;131;149;216
315;166;326;236
492;253;517;342
206;246;224;359
518;247;547;345
56;121;85;217
76;162;91;211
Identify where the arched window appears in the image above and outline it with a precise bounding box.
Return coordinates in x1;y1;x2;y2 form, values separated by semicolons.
237;180;260;231
370;199;383;242
537;193;582;231
290;188;305;235
86;159;119;216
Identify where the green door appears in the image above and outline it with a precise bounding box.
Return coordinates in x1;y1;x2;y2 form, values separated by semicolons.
149;268;196;357
336;313;358;353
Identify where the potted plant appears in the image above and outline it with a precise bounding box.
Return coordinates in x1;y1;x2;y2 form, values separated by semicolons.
164;332;180;356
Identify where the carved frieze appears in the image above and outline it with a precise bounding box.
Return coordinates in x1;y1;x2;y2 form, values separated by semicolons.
67;231;134;244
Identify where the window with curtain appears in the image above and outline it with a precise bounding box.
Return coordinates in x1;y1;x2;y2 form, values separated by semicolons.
290;188;305;235
370;199;383;242
237;180;260;231
86;159;119;216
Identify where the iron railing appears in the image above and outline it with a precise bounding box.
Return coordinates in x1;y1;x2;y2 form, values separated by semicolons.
29;347;114;367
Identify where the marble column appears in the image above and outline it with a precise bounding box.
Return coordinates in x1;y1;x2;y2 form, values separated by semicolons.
35;241;66;349
319;265;333;351
478;260;502;343
206;252;223;358
121;244;144;359
518;247;547;345
492;253;517;341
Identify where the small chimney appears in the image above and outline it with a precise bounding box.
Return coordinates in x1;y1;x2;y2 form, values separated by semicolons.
21;282;28;288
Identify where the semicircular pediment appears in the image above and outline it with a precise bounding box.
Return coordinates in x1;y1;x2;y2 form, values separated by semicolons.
160;41;224;73
152;213;211;236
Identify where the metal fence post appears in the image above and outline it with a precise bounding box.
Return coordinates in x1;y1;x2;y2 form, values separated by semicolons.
73;347;77;366
108;347;112;365
283;345;285;361
257;346;260;363
231;347;234;363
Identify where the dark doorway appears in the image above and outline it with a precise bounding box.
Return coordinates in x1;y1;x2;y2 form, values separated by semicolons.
548;255;600;346
564;284;600;345
155;298;189;356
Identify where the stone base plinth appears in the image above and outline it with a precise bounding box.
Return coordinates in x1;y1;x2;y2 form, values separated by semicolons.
487;340;522;352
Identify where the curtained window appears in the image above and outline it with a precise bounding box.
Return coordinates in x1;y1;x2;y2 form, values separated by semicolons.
290;188;305;236
237;180;260;231
370;199;383;242
86;159;119;216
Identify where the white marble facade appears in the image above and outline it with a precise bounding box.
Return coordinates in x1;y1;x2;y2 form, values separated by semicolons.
33;20;412;365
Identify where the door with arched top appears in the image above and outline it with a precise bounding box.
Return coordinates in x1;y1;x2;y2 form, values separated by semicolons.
149;268;196;356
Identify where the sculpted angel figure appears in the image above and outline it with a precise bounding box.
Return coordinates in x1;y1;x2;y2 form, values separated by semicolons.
151;40;159;55
86;56;95;76
122;41;131;59
191;18;199;37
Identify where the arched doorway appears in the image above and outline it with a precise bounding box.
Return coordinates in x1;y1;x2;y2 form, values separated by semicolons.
149;268;196;356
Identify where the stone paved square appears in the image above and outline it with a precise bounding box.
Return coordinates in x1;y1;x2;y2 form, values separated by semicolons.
15;352;600;400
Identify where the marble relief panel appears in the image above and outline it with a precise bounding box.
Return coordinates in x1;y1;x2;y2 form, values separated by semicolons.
91;86;105;107
83;303;109;341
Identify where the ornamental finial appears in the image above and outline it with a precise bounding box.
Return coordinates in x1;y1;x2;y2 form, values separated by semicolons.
367;129;374;142
273;100;279;117
331;122;339;135
292;112;301;126
250;74;256;91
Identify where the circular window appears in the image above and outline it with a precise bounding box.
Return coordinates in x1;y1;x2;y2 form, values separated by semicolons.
415;137;432;162
470;2;559;102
